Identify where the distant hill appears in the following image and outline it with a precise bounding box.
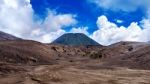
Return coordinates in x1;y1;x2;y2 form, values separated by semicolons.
51;33;100;46
0;31;21;40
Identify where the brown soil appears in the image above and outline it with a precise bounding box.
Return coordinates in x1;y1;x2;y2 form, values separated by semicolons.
1;40;150;84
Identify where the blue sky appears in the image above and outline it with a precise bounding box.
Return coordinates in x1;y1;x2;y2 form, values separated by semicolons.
0;0;150;45
31;0;145;33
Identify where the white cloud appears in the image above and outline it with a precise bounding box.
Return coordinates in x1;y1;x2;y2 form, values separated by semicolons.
31;11;77;43
88;0;150;45
0;0;34;37
70;27;89;35
88;0;150;28
1;0;150;45
91;15;150;45
116;19;123;23
31;29;66;43
43;11;77;32
89;0;150;13
0;0;77;43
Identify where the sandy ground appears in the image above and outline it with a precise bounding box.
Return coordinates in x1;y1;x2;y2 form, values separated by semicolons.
1;41;150;84
0;64;150;84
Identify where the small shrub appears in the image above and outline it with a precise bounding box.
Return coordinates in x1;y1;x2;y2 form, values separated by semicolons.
89;51;103;59
128;46;133;51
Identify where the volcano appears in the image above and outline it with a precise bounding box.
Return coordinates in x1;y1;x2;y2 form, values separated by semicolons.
52;33;100;46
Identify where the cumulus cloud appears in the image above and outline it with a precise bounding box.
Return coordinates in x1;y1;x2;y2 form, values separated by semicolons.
1;0;150;45
91;15;150;45
0;0;77;43
0;0;34;37
70;27;89;35
87;0;150;45
31;11;77;43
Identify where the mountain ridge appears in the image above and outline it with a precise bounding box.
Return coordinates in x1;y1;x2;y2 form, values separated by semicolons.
0;31;21;40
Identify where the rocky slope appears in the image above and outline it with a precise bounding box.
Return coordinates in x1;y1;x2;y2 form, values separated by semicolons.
0;40;56;65
0;31;21;40
101;42;150;70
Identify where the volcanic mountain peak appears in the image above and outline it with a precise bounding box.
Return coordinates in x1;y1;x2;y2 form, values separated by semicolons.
52;33;100;46
0;31;21;40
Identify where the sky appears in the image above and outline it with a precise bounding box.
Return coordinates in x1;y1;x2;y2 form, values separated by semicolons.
0;0;150;45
